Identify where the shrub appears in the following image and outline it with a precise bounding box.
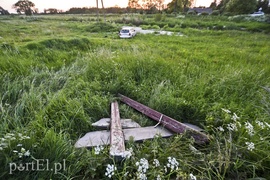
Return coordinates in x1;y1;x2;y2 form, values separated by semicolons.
154;13;162;21
85;22;118;33
211;10;220;16
151;25;160;29
200;12;210;16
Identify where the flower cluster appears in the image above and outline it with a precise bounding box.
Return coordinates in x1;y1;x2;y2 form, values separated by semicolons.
166;157;179;171
255;120;265;129
232;113;240;121
153;159;160;167
0;132;30;151
121;148;133;159
105;164;117;179
245;142;255;151
221;108;241;132
189;173;197;180
227;122;238;132
217;126;225;132
13;146;31;158
245;122;254;136
136;158;149;180
94;145;104;155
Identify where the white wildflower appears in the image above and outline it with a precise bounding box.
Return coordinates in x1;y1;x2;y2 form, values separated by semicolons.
167;157;179;171
138;173;147;180
246;142;255;151
94;145;104;155
121;148;133;159
24;150;30;157
0;142;7;148
18;153;23;158
265;122;270;129
221;108;231;114
0;147;3;150
227;123;238;131
232;113;240;121
255;120;265;129
164;166;167;173
136;158;149;173
136;158;149;179
245;122;254;136
21;147;26;153
217;126;224;132
21;135;30;140
156;175;161;180
189;173;197;180
17;144;23;147
153;159;160;167
105;164;117;179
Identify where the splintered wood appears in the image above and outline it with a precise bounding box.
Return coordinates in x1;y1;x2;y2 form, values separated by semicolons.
110;101;125;157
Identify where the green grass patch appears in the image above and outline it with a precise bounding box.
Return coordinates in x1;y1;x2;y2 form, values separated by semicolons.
0;14;270;179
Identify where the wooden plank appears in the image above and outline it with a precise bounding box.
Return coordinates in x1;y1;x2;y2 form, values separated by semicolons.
75;126;173;148
118;94;209;144
92;118;141;129
110;101;125;157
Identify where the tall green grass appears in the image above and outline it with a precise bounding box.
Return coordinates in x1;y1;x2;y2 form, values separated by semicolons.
0;15;270;179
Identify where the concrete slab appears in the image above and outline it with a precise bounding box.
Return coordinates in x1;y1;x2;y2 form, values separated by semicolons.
92;118;141;129
75;126;173;148
75;130;110;148
123;126;173;142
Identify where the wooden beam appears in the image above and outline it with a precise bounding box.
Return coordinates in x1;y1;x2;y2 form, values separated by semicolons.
118;94;210;144
110;101;125;157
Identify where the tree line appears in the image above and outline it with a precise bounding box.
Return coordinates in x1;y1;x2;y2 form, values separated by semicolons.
1;0;270;16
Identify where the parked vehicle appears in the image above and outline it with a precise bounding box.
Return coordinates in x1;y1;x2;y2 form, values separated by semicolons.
119;27;136;38
249;11;264;17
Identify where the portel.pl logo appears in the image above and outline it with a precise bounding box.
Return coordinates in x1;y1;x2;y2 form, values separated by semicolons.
9;159;66;174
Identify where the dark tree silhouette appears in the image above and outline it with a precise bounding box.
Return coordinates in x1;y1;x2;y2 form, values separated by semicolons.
13;0;35;15
0;6;10;15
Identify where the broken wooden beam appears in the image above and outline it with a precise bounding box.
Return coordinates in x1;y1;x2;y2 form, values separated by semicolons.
118;94;210;144
110;101;125;157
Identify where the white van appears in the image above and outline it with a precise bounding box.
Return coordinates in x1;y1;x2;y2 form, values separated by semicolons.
119;27;136;38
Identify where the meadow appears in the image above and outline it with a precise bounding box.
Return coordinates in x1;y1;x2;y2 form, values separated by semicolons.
0;13;270;179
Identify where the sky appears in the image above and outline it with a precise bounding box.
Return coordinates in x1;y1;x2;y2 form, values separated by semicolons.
1;0;214;14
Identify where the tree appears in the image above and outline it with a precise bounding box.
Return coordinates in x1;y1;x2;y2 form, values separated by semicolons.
0;6;10;15
209;0;217;10
216;0;230;13
13;0;35;15
128;0;141;9
257;0;270;13
167;0;194;13
225;0;257;14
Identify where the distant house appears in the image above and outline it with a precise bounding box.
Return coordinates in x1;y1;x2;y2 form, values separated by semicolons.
187;8;213;15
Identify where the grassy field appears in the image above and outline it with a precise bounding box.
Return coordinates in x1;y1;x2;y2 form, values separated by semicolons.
0;14;270;179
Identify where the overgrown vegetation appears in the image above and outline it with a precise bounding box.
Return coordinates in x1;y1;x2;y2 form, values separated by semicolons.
0;14;270;179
